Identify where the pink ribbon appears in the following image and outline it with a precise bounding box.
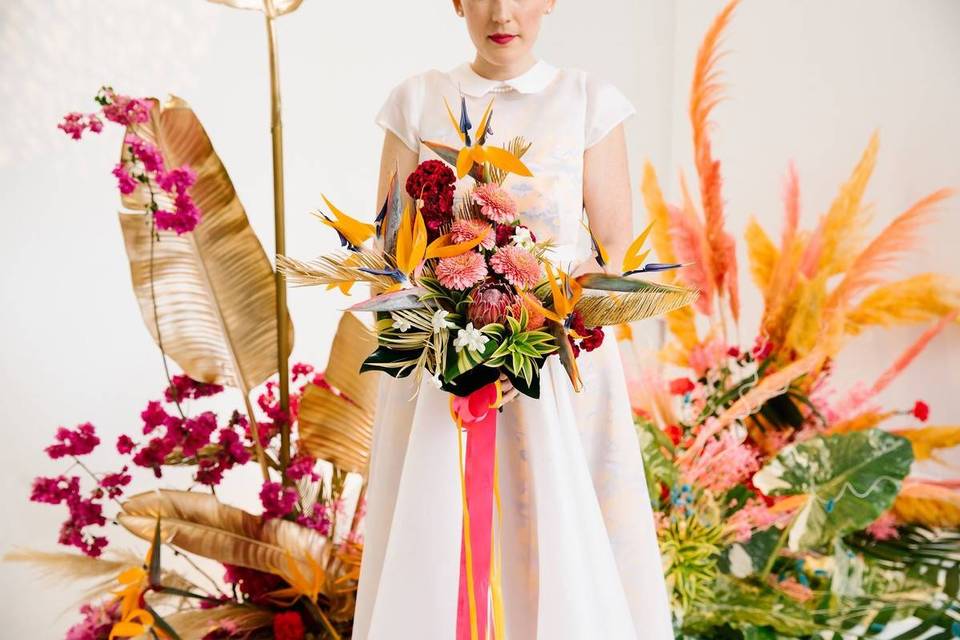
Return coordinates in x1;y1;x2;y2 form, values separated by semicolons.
451;382;500;640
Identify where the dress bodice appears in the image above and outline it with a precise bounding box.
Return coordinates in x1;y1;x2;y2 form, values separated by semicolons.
375;58;636;268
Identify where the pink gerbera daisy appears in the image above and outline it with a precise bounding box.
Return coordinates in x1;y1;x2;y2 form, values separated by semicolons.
489;245;542;289
471;183;518;224
435;251;488;290
450;219;496;250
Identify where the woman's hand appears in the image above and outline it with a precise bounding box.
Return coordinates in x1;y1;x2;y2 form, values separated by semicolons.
497;372;519;407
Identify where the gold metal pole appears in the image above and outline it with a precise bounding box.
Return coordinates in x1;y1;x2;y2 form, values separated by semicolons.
263;0;292;480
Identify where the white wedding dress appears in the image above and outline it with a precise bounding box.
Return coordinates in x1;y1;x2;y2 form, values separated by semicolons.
352;59;673;640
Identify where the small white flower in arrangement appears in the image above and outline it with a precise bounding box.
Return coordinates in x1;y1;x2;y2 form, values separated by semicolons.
391;314;412;332
453;322;490;353
510;225;536;250
431;308;456;333
428;369;444;389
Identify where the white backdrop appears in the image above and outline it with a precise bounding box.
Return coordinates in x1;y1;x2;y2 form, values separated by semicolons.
0;0;957;636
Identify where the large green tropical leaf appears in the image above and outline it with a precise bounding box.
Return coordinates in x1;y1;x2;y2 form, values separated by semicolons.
752;431;913;551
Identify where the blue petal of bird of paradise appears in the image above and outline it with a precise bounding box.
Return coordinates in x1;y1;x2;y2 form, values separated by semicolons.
623;262;685;276
459;95;473;146
357;266;405;281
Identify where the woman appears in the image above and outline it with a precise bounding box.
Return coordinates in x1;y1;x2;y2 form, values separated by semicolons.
353;1;672;638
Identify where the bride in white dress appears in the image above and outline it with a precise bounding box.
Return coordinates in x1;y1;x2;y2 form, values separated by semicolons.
352;1;673;638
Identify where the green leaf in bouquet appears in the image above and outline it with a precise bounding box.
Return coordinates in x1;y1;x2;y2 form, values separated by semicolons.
752;431;913;551
680;574;822;637
443;323;504;380
440;362;501;398
637;421;678;503
359;345;421;378
503;358;543;400
719;527;782;579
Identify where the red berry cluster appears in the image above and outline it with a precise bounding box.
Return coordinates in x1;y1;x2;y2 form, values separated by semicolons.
405;160;456;237
567;310;604;358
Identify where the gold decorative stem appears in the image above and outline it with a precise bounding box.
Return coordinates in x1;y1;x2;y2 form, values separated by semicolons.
263;0;292;479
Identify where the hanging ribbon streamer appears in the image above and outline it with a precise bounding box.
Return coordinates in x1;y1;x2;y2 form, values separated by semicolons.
450;381;505;640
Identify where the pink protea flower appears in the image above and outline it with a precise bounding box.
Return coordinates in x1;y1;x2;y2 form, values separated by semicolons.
435;251;488;290
489;245;542;289
450;218;495;250
471;183;518;224
467;279;523;327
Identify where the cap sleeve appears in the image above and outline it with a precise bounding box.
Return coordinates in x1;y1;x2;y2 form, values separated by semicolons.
584;73;637;149
375;74;422;153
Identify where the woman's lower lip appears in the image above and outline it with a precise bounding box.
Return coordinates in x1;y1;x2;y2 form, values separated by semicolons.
488;35;516;44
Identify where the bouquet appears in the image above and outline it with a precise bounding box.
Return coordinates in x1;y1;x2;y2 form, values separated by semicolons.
279;94;698;639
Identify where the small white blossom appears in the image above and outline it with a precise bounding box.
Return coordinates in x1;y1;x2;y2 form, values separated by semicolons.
428;369;444;389
510;226;536;250
431;308;456;333
391;315;412;332
453;322;490;353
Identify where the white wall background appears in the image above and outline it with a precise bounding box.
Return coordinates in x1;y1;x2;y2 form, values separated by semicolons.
0;0;956;636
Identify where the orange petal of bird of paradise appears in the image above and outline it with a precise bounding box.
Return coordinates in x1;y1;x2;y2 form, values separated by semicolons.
543;262;582;318
267;550;324;605
394;202;428;277
318;193;376;248
425;225;492;259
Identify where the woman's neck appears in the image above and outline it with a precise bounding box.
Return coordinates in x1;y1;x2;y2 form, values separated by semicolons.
470;54;538;82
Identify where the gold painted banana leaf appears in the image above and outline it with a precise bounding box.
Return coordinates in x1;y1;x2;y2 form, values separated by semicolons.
297;312;379;476
119;95;292;393
118;489;330;593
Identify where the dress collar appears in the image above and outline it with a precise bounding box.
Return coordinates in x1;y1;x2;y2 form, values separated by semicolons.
447;59;559;97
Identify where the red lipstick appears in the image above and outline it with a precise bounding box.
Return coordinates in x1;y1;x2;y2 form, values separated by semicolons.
488;33;516;45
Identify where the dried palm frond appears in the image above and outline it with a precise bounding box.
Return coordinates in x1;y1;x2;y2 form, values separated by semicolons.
893;481;960;528
824;410;895;435
160;605;273;640
689;0;741;321
867;311;958;398
800;132;879;277
119;96;292;394
745;217;778;293
277;249;395;290
892;426;960;462
845;273;960;335
669;194;714;316
298;314;379;476
642;162;700;351
574;282;700;327
826;189;953;317
118;490;330;594
782;273;827;357
3;547;200;611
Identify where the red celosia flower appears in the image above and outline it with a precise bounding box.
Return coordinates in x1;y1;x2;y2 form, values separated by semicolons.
45;423;100;459
273;611;306;640
664;424;683;446
405;159;456;236
727;346;741;358
912;400;930;422
668;378;695;396
223;564;286;606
